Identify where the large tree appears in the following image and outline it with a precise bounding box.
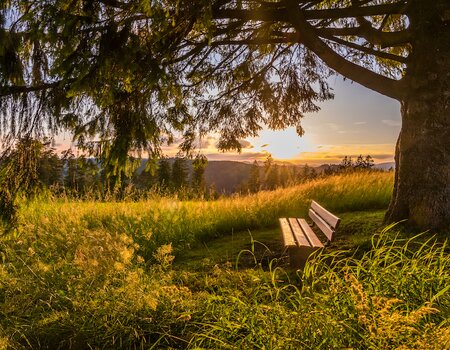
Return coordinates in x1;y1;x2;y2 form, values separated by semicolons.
0;0;449;230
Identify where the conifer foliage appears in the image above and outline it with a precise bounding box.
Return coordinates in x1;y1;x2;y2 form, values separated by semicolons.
1;0;449;229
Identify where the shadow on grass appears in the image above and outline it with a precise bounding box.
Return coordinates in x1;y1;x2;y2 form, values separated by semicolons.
175;209;390;272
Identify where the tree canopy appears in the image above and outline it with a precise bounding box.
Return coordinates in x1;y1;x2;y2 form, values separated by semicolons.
1;0;449;230
1;0;412;162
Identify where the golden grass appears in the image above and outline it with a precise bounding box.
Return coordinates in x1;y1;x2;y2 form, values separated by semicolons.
17;172;393;256
1;172;449;349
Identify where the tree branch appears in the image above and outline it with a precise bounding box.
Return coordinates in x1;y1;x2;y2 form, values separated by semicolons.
213;2;407;22
211;37;290;45
202;46;289;104
213;8;286;22
285;0;405;100
306;2;408;20
352;14;411;48
0;81;69;98
97;0;130;10
319;33;408;63
316;27;412;48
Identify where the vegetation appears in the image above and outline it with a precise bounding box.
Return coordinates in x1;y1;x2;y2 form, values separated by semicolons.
0;138;386;227
0;139;215;210
1;172;448;349
340;155;375;171
20;172;393;253
1;0;449;230
0;1;447;346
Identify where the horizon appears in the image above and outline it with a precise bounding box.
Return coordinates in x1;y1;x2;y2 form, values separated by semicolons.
52;77;401;166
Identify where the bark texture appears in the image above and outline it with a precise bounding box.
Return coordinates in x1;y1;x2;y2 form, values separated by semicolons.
385;1;450;231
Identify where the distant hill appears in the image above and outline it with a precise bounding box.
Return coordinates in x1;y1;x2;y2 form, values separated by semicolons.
135;159;254;194
374;162;395;171
136;159;394;194
315;164;340;173
204;161;253;194
204;161;394;193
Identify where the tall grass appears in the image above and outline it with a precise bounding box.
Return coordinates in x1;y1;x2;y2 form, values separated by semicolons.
1;224;448;349
12;172;393;259
187;230;450;349
8;171;446;349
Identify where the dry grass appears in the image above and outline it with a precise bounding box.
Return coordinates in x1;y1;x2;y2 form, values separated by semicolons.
2;171;447;349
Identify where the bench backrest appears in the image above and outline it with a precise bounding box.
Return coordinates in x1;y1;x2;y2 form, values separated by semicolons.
308;201;341;242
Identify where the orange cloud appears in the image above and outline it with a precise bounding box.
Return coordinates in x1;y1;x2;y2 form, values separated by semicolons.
294;143;395;165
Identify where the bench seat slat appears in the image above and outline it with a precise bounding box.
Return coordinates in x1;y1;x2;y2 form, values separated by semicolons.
298;218;324;248
279;218;296;247
279;201;339;267
309;208;335;242
288;218;311;247
311;201;341;229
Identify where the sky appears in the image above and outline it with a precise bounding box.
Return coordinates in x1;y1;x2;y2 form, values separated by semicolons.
56;76;402;166
160;76;402;165
5;5;402;167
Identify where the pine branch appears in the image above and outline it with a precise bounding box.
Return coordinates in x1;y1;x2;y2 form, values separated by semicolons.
0;79;75;98
319;33;408;63
285;0;405;100
316;27;411;48
213;2;407;22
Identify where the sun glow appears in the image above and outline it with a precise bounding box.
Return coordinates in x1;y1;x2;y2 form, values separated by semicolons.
247;128;315;161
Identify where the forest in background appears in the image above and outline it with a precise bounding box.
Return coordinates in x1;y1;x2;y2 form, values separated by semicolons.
0;138;384;200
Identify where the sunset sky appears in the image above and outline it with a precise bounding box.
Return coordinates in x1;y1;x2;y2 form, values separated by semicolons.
56;76;402;166
164;76;402;165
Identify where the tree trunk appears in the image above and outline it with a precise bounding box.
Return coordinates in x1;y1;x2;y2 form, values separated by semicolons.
385;1;450;231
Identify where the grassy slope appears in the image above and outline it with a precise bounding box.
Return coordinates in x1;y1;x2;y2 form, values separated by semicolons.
175;210;386;271
15;172;393;259
1;172;449;349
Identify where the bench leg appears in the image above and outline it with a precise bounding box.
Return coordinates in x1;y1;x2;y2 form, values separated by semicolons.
288;246;320;268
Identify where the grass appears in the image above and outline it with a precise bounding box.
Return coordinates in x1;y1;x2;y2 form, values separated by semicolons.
175;210;387;271
1;171;449;349
12;172;393;260
181;231;450;349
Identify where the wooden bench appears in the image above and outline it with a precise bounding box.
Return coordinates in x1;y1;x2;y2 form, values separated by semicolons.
279;201;341;267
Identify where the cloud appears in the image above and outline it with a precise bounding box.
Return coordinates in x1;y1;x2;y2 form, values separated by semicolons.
190;136;220;149
159;135;220;152
158;135;260;161
295;143;395;165
370;153;393;160
198;137;215;149
205;151;268;162
382;119;401;127
322;154;348;159
327;123;340;130
160;145;181;157
168;136;184;144
321;153;392;160
338;130;360;134
239;140;254;149
354;121;367;125
326;123;360;135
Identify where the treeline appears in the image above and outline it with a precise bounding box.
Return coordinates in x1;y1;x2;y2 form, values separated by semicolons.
242;154;379;193
242;155;319;193
131;156;217;200
0;139;214;201
338;155;375;170
1;138;385;202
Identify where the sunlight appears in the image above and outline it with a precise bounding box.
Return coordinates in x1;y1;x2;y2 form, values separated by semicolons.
247;127;316;161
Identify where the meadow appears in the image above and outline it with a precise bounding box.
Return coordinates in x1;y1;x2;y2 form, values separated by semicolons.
1;172;449;349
